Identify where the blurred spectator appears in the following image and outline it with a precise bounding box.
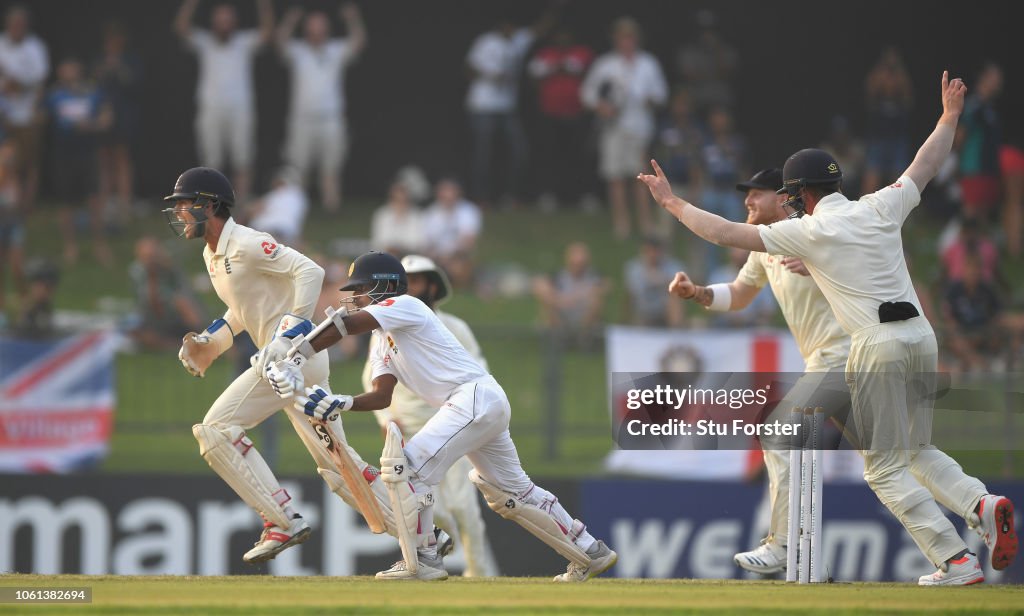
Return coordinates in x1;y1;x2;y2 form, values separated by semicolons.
581;17;667;239
708;247;776;328
94;21;142;222
528;27;593;210
699;106;747;272
422;178;481;288
674;10;737;112
45;56;113;266
174;0;273;203
276;3;366;213
940;217;1001;286
0;5;49;211
942;252;1005;372
371;179;424;256
128;236;205;351
861;47;913;194
314;256;362;361
1001;144;1024;257
16;258;59;339
248;166;307;246
623;236;684;327
819;116;865;200
957;62;1004;216
533;242;610;346
654;88;705;200
0;138;22;321
465;7;557;207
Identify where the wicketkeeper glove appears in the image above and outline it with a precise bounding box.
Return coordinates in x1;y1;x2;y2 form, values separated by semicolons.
295;386;354;420
251;314;313;376
178;318;234;378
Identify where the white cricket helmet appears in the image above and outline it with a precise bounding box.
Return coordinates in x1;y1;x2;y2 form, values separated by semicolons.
400;254;452;306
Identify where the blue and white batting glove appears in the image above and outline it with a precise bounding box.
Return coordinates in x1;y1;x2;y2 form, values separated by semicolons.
252;314;313;377
295;386;354;421
267;354;306;398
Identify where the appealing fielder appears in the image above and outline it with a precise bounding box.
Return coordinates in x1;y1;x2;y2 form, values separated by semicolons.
165;168;449;563
361;255;500;577
666;168;853;575
639;72;1017;585
266;251;617;581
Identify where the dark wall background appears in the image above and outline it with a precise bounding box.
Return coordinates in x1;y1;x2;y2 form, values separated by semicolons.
11;0;1022;201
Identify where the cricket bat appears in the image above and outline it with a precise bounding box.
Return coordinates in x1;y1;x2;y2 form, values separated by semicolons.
310;417;388;534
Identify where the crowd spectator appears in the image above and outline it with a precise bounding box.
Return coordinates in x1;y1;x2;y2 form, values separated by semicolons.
699;106;747;272
422;178;481;288
0;138;22;321
128;236;205;351
673;10;737;113
957;62;1003;216
708;247;776;328
581;17;667;240
46;56;113;266
16;257;59;339
1001;144;1024;257
370;179;424;256
248;166;307;246
94;20;142;222
465;7;556;208
622;236;684;327
314;255;362;361
528;27;593;210
861;47;913;194
940;217;1001;286
818;115;865;200
277;2;366;213
532;242;609;347
0;5;49;211
942;252;1006;372
654;88;705;201
174;0;273;203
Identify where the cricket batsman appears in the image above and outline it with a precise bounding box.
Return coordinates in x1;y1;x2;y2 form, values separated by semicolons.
638;71;1017;584
164;168;450;563
265;251;617;581
361;255;500;577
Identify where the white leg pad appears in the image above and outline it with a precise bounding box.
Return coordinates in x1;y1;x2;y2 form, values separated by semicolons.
317;467;399;535
380;421;425;574
469;468;591;567
193;423;291;528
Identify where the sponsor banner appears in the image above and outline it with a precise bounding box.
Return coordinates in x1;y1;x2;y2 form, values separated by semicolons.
581;478;1024;583
0;474;573;577
0;333;120;473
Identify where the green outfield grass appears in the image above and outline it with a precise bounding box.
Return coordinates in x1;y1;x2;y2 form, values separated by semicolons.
1;574;1023;615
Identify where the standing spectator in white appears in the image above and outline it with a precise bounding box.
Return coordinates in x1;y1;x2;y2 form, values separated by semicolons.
465;8;557;207
581;17;667;240
174;0;273;204
248;167;307;246
422;178;482;288
276;3;366;214
0;5;49;211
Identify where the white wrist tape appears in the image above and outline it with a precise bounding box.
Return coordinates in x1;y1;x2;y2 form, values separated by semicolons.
706;283;732;312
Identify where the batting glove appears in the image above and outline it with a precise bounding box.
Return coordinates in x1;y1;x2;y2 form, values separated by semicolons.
251;314;313;377
267;354;306;398
295;386;354;421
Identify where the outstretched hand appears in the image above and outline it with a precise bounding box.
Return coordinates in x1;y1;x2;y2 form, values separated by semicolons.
637;159;675;208
941;70;967;118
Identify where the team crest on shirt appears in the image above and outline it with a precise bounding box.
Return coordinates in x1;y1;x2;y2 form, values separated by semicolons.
386;335;399;354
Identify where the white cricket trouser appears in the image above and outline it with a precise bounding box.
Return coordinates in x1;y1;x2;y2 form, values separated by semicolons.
195;104;255;170
847;318;986;566
284;113;348;181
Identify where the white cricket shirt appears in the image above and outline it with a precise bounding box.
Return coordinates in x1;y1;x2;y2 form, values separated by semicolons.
0;34;49;125
757;176;924;335
465;29;533;113
364;295;488;408
580;51;667;140
203;217;324;348
284;39;351;118
737;252;850;372
188;29;260;109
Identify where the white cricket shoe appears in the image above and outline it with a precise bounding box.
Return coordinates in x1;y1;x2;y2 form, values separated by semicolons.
243;516;311;563
375;551;449;581
734;540;787;574
553;541;618;582
918;553;984;586
971;494;1018;571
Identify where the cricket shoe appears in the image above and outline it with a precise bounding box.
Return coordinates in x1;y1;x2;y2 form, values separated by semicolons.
734;540;787;574
972;494;1018;571
243;516;311;564
553;541;618;582
375;551;449;581
435;527;455;557
918;553;984;586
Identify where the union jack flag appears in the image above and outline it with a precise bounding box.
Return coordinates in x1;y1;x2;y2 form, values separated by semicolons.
0;331;120;473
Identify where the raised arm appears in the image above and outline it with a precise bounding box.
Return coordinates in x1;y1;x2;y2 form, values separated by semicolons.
256;0;275;46
174;0;200;41
275;7;303;55
639;160;766;252
903;71;966;192
668;271;761;311
340;2;367;58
